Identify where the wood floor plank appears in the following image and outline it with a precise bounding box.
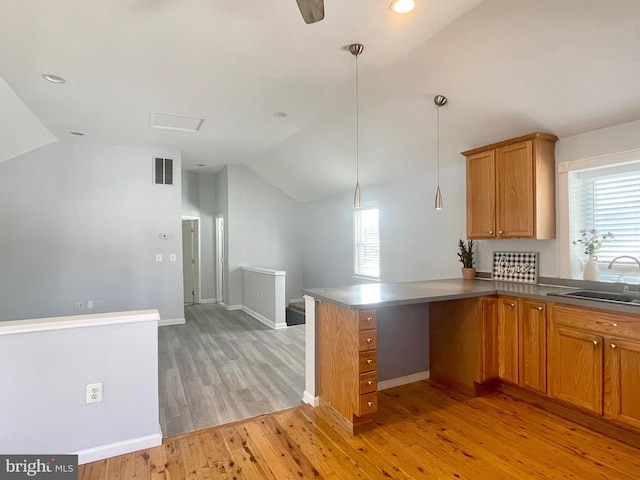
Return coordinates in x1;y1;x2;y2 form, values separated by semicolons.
84;381;640;479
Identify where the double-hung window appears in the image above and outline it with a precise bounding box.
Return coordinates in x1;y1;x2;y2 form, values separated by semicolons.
354;205;380;280
569;160;640;281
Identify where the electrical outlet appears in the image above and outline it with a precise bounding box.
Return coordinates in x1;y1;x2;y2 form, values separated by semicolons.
86;383;103;404
87;300;94;309
155;254;163;262
75;302;84;310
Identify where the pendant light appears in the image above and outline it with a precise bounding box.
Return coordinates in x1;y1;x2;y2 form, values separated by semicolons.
434;94;447;210
350;43;364;209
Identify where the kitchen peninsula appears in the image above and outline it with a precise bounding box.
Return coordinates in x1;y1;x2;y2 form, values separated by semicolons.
302;278;640;447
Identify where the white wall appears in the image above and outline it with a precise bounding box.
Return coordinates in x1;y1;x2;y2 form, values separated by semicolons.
303;163;466;288
0;141;184;322
227;165;303;306
0;310;160;464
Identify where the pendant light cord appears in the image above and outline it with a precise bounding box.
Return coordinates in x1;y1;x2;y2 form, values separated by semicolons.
436;103;440;186
355;52;360;184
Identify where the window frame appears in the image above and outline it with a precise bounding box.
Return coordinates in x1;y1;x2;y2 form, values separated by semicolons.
558;148;640;279
353;203;380;281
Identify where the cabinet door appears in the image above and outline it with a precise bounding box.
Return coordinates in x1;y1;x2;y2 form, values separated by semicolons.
497;297;519;383
606;338;640;429
550;326;603;414
519;300;547;393
496;141;534;238
466;150;495;239
479;296;499;382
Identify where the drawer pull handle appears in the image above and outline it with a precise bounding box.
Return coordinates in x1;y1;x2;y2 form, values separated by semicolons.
367;338;373;343
596;321;618;327
537;306;543;311
367;359;373;364
367;317;373;322
593;340;599;346
367;401;373;407
611;343;617;349
367;380;373;385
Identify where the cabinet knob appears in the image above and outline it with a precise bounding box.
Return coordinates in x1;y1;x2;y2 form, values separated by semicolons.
367;317;373;322
612;323;618;327
498;230;503;234
611;343;617;349
489;230;493;234
367;401;373;407
509;303;515;307
593;340;599;346
367;359;373;364
367;338;373;343
367;380;373;385
537;306;543;311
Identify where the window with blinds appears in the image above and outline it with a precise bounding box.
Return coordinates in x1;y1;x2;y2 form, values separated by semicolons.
354;206;380;279
570;161;640;280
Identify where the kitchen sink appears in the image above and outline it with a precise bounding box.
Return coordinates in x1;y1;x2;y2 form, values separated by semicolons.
548;289;640;305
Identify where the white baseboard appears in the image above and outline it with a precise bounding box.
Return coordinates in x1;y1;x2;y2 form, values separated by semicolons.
223;303;242;311
241;306;287;330
302;391;319;407
158;317;185;327
378;370;430;391
75;432;162;465
199;298;217;304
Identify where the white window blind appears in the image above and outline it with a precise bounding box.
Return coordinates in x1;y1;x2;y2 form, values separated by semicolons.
354;206;380;279
570;161;640;279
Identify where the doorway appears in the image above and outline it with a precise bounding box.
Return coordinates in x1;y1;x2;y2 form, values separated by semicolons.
182;217;200;305
215;215;224;303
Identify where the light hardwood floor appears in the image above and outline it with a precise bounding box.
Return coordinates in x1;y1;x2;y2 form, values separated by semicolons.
159;303;305;436
80;381;640;479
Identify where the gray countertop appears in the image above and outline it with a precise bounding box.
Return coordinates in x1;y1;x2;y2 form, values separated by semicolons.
302;278;640;316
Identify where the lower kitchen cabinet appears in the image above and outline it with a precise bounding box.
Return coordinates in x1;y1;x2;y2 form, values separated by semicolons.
497;296;519;384
606;337;640;429
519;299;547;393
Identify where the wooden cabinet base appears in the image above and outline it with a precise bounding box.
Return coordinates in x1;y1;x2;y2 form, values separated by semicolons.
499;382;640;450
318;398;374;435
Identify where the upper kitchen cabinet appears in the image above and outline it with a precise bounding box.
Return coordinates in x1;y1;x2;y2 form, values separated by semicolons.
463;132;558;239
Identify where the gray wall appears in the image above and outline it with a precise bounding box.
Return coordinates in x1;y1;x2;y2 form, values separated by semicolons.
0;141;184;322
227;164;303;306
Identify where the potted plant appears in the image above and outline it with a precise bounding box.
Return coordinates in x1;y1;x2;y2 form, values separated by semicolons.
458;239;476;280
572;229;613;280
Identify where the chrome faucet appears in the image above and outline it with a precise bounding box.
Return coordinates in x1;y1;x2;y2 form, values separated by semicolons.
607;255;640;295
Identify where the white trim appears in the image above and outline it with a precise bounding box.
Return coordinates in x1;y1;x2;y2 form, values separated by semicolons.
158;317;186;327
241;306;287;330
288;298;305;305
181;216;202;304
0;310;159;336
302;391;319;407
303;295;317;404
241;266;286;276
199;298;218;304
223;303;242;311
558;148;640;173
75;432;162;465
377;370;430;391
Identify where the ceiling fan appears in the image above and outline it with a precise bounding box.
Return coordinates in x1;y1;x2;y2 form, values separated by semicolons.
296;0;324;24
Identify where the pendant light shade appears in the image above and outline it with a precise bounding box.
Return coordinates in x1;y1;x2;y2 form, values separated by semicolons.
350;43;364;209
434;94;447;211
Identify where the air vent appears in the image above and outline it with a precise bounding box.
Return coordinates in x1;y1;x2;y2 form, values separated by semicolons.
154;157;174;185
150;112;204;132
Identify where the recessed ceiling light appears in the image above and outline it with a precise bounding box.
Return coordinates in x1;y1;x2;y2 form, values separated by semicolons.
196;164;206;167
390;0;415;14
42;74;66;84
69;131;85;136
273;112;288;118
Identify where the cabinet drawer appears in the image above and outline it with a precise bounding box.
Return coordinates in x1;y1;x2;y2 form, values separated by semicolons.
359;329;377;351
359;351;377;372
359;371;377;395
358;392;378;416
552;304;640;339
358;310;377;330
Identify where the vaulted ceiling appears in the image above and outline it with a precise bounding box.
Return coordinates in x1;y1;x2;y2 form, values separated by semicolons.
1;0;639;202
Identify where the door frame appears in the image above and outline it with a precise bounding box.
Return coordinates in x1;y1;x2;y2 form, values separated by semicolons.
182;216;201;304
